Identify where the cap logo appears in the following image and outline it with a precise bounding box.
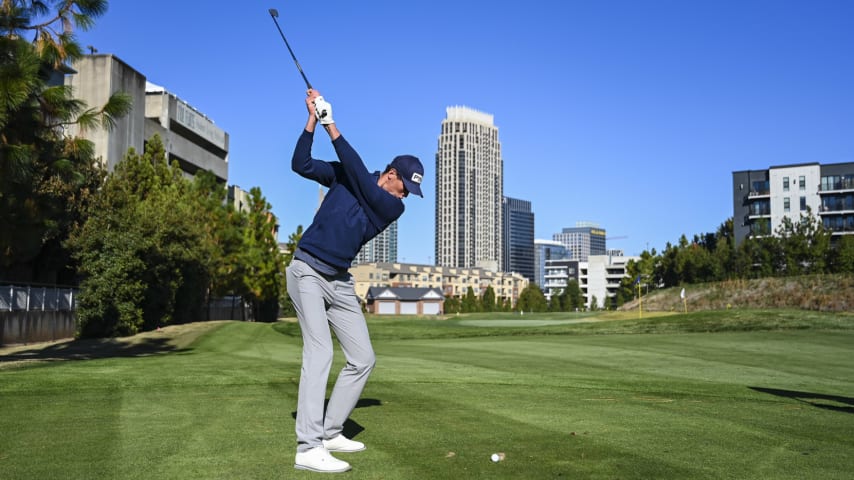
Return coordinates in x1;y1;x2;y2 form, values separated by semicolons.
411;172;422;184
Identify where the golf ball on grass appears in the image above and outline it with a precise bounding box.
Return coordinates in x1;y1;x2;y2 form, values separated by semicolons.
491;453;505;462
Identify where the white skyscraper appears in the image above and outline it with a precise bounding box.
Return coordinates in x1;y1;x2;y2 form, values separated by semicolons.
435;106;503;270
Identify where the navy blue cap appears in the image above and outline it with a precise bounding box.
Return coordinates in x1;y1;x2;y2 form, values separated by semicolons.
390;155;424;197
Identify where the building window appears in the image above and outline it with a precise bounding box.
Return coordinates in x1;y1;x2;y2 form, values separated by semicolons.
799;176;806;191
800;196;807;211
783;177;789;192
784;197;790;212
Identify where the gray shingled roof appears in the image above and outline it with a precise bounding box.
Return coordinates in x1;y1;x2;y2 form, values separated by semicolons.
366;287;444;301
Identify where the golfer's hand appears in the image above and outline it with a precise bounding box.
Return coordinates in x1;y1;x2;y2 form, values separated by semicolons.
314;96;334;124
305;89;321;119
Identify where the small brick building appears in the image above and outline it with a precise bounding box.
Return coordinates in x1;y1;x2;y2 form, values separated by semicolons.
365;287;444;315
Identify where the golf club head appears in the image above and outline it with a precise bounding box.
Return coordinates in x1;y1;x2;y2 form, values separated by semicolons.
269;8;278;17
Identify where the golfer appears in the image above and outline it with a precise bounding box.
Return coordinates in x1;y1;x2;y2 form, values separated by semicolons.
287;89;424;473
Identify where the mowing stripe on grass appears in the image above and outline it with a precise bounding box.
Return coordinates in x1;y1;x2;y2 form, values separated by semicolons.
1;316;852;479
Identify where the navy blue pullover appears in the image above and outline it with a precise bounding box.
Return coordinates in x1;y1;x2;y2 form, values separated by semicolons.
292;129;404;270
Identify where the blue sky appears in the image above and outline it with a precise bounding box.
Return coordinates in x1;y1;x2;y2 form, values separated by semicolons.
74;0;854;262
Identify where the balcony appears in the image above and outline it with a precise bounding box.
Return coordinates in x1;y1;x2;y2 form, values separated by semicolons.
818;204;854;216
745;190;770;201
824;226;854;236
819;179;854;193
823;219;854;234
544;272;568;279
744;209;771;224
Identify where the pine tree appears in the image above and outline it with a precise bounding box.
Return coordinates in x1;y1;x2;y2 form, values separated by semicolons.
241;187;284;322
1;0;130;282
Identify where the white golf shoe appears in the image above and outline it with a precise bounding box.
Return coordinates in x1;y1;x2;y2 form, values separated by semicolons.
323;434;366;453
294;446;351;473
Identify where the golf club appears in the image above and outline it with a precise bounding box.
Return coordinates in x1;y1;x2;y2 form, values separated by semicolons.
268;8;313;90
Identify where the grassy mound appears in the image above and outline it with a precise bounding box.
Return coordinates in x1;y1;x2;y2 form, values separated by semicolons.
622;274;854;312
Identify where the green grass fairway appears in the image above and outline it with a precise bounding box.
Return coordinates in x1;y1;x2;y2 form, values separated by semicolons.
1;311;853;479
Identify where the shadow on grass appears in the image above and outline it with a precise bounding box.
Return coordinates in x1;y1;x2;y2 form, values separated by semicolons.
291;398;383;440
751;387;854;414
0;336;188;364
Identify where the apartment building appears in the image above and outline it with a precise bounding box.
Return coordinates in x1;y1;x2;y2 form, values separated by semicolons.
535;240;570;288
543;254;639;309
732;161;854;244
353;221;398;265
349;262;528;308
543;259;579;300
435;106;503;271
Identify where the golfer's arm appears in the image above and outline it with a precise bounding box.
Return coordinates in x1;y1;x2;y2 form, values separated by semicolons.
322;123;341;141
302;99;341;141
303;115;340;141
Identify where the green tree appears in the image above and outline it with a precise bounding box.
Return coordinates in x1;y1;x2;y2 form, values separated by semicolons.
444;295;461;315
829;235;854;273
279;224;303;317
461;286;480;313
678;240;717;284
655;242;679;287
69;136;208;336
614;275;637;308
562;279;582;311
775;208;830;275
190;171;245;301
713;219;738;280
0;0;131;283
481;285;496;312
516;283;547;313
737;236;776;278
240;187;284;322
548;289;563;312
502;295;513;311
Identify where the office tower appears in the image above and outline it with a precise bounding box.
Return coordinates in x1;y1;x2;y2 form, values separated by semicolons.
435;106;503;271
503;196;535;281
553;222;607;262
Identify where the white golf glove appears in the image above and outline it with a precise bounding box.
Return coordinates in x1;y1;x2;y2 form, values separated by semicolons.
313;96;334;124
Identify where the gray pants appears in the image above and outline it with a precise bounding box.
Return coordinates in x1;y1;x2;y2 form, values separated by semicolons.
286;259;376;453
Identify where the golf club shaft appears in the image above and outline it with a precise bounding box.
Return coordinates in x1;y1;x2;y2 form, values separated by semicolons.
268;10;313;90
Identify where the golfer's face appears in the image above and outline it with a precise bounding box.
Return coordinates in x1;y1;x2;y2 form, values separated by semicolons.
385;169;409;199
